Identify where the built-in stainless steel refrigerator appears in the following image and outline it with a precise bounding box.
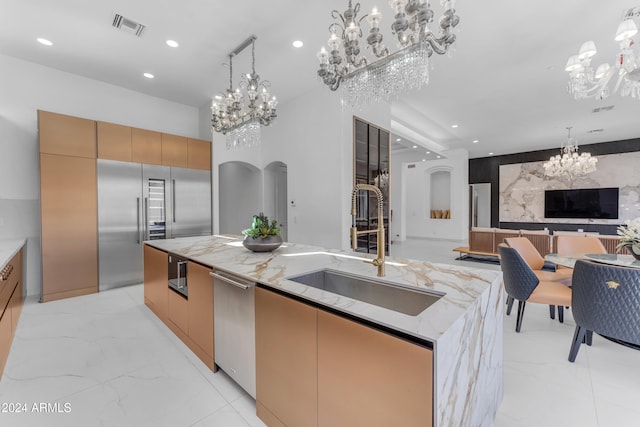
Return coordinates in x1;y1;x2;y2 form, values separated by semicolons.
97;159;211;291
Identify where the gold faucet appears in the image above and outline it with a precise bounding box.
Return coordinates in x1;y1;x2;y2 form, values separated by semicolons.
350;183;385;277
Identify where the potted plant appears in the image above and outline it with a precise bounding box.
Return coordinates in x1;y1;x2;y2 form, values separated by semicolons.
242;212;283;252
616;217;640;261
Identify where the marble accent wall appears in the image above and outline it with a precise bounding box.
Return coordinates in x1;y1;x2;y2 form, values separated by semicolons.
499;151;640;224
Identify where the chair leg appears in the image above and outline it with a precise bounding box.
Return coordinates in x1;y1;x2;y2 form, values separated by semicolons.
506;296;514;315
516;300;526;333
569;326;587;362
557;305;564;323
549;305;555;320
586;330;593;346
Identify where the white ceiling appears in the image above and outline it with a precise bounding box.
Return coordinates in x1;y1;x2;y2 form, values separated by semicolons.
2;0;640;158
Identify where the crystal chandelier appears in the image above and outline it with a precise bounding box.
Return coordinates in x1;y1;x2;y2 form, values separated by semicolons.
566;6;640;100
543;127;598;182
316;0;460;107
211;35;277;150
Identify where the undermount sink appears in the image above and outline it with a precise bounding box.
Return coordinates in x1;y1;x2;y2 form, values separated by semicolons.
286;269;444;316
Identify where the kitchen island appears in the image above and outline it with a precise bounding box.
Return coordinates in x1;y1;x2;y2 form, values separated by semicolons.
144;235;503;427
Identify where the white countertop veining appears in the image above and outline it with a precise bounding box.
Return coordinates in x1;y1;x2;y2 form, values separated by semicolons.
0;239;26;271
145;235;502;343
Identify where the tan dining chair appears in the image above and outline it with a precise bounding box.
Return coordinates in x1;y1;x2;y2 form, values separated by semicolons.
498;245;572;332
556;235;607;257
504;237;573;283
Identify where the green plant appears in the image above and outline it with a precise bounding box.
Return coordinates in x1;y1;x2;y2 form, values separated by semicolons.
617;217;640;255
242;212;281;238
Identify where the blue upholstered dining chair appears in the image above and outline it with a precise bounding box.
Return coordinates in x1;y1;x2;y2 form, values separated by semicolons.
498;245;572;332
568;260;640;362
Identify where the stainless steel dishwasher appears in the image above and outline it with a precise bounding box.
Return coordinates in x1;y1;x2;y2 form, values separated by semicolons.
210;270;256;398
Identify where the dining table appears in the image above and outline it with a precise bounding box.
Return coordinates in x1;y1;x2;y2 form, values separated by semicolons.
544;253;640;269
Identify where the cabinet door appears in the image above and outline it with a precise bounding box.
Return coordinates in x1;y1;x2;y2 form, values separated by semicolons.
187;138;211;170
97;121;132;162
132;128;162;165
161;133;188;168
317;310;433;427
187;261;214;368
143;245;168;320
168;289;189;335
256;287;318;427
40;154;98;302
0;307;11;376
10;279;22;336
38;110;96;158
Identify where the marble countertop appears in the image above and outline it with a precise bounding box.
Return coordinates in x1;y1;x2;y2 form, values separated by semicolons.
0;239;26;271
145;235;503;344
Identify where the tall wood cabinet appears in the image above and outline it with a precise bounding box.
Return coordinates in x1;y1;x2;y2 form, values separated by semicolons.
39;111;98;302
354;117;390;255
39;110;212;303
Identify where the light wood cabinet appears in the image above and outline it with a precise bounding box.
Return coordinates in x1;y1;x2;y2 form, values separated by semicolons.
168;288;189;335
187;138;211;170
40;154;98;302
162;133;188;168
317;310;433;427
132;128;162;165
97;121;132;162
38;110;96;158
256;287;318;427
0;248;24;377
143;245;168;320
187;261;214;370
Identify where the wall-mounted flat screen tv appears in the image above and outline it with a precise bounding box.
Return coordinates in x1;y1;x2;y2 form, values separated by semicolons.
544;187;619;219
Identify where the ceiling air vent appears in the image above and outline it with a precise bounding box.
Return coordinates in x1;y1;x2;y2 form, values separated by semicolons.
408;164;416;169
112;13;146;38
587;128;604;134
592;105;615;113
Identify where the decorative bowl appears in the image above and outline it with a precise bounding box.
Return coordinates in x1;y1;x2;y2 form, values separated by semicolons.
242;235;283;252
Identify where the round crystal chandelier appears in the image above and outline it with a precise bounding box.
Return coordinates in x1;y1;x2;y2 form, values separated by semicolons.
566;6;640;100
211;36;277;150
316;0;460;106
543;127;598;182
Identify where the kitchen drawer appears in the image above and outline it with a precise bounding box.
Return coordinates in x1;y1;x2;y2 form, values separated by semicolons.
168;288;189;335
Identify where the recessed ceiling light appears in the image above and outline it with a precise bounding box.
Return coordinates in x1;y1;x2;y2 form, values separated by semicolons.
396;138;401;142
37;38;53;46
426;151;431;154
292;40;304;48
489;152;494;155
437;155;441;159
422;158;426;162
143;73;154;79
412;145;417;149
166;40;179;48
451;124;459;128
472;139;479;143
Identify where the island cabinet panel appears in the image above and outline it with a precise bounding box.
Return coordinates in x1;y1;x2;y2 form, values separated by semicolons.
168;289;189;335
161;133;188;168
40;154;98;302
9;250;23;336
256;287;318;427
97;121;132;162
143;245;168;320
0;308;10;376
317;310;433;427
187;138;211;171
132;128;162;165
38;110;96;158
187;261;214;370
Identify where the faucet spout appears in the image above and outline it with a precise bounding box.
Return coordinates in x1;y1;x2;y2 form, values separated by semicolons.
350;183;385;277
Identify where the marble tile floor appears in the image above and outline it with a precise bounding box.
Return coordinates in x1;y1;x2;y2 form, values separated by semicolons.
0;238;638;426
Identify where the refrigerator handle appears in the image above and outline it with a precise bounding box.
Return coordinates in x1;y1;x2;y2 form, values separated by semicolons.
144;197;149;240
136;197;141;244
172;179;176;223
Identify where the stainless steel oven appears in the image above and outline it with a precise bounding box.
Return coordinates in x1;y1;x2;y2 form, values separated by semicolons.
168;253;188;298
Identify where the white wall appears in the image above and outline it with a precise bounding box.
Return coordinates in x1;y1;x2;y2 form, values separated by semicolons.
210;86;391;250
0;54;201;296
218;162;262;235
394;148;469;241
